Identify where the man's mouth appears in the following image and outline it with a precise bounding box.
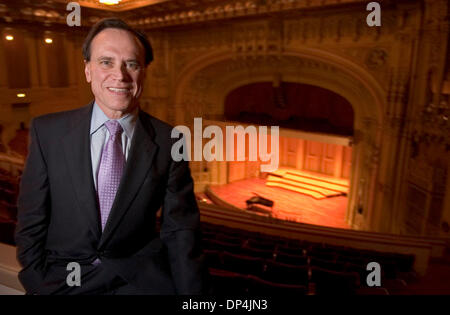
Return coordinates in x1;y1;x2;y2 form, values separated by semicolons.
107;87;131;94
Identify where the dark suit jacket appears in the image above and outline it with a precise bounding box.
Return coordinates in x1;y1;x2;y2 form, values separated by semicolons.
14;102;208;294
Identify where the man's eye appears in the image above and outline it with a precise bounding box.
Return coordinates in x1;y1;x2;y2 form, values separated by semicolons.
100;60;112;66
127;62;140;70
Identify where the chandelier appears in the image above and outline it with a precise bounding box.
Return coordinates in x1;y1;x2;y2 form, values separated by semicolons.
99;0;122;5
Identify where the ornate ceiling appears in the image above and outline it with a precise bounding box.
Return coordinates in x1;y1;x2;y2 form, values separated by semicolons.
52;0;172;12
0;0;377;29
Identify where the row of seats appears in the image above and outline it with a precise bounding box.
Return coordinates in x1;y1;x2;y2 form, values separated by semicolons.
0;175;18;191
0;168;15;176
201;234;413;280
200;222;414;294
210;270;308;295
0;200;17;222
201;222;414;269
0;170;20;245
209;265;364;295
205;249;367;294
206;250;310;285
0;188;17;205
203;238;308;265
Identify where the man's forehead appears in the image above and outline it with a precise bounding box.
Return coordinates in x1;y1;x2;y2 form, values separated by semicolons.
92;45;140;58
90;28;145;57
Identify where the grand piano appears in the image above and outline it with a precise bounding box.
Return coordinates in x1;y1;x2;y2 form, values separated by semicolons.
246;194;274;208
245;193;274;216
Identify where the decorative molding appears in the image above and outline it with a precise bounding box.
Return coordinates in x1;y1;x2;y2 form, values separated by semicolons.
365;48;388;70
0;0;412;31
53;0;170;12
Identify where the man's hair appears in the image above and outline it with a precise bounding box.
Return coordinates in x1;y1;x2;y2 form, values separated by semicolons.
82;18;153;66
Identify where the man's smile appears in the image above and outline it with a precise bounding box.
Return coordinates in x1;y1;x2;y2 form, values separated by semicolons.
107;87;132;95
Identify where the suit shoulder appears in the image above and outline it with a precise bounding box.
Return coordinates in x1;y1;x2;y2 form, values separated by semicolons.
32;105;91;131
139;110;177;137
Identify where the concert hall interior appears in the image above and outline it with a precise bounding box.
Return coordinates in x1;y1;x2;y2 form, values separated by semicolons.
0;0;449;295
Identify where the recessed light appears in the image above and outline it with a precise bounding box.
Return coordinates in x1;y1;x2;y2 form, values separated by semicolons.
5;35;14;41
17;93;26;98
45;38;53;44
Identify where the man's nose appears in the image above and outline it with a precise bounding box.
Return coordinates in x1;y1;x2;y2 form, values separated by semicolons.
113;63;131;81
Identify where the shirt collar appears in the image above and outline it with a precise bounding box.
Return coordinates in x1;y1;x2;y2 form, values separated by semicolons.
90;102;138;140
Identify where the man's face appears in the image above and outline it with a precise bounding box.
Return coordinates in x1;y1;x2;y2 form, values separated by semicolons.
84;28;147;118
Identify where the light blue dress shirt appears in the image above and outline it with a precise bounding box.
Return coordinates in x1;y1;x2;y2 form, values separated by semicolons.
90;103;138;190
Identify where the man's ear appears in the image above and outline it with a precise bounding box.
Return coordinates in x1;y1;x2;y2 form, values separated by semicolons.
84;60;91;83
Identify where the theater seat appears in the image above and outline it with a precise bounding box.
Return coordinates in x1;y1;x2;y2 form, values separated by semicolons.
209;270;249;295
203;238;242;253
247;275;307;295
240;246;275;260
310;267;360;295
308;248;337;261
275;244;306;257
309;257;346;272
262;260;310;285
204;250;223;270
221;251;265;277
274;252;308;266
216;233;244;245
244;239;276;252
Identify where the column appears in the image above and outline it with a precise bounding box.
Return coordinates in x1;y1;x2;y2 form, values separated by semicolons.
36;34;49;88
24;30;39;88
0;35;8;88
65;36;78;87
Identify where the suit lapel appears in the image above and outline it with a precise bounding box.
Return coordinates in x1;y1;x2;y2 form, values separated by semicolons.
61;103;101;240
98;110;158;248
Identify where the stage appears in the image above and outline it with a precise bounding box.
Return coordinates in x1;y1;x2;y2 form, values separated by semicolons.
207;170;349;229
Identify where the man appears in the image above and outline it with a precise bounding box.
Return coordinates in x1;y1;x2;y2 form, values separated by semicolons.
15;18;208;295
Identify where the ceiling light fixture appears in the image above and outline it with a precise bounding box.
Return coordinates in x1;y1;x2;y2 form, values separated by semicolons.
99;0;122;5
5;35;14;41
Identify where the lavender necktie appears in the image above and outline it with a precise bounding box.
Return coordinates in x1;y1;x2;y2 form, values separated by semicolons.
97;120;125;231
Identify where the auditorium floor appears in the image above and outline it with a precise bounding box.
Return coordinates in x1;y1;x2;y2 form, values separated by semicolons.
209;178;349;229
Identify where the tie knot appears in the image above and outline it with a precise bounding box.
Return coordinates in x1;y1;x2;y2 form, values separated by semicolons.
104;120;123;138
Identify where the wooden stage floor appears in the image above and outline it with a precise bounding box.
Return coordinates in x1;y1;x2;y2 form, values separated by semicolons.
209;177;349;229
